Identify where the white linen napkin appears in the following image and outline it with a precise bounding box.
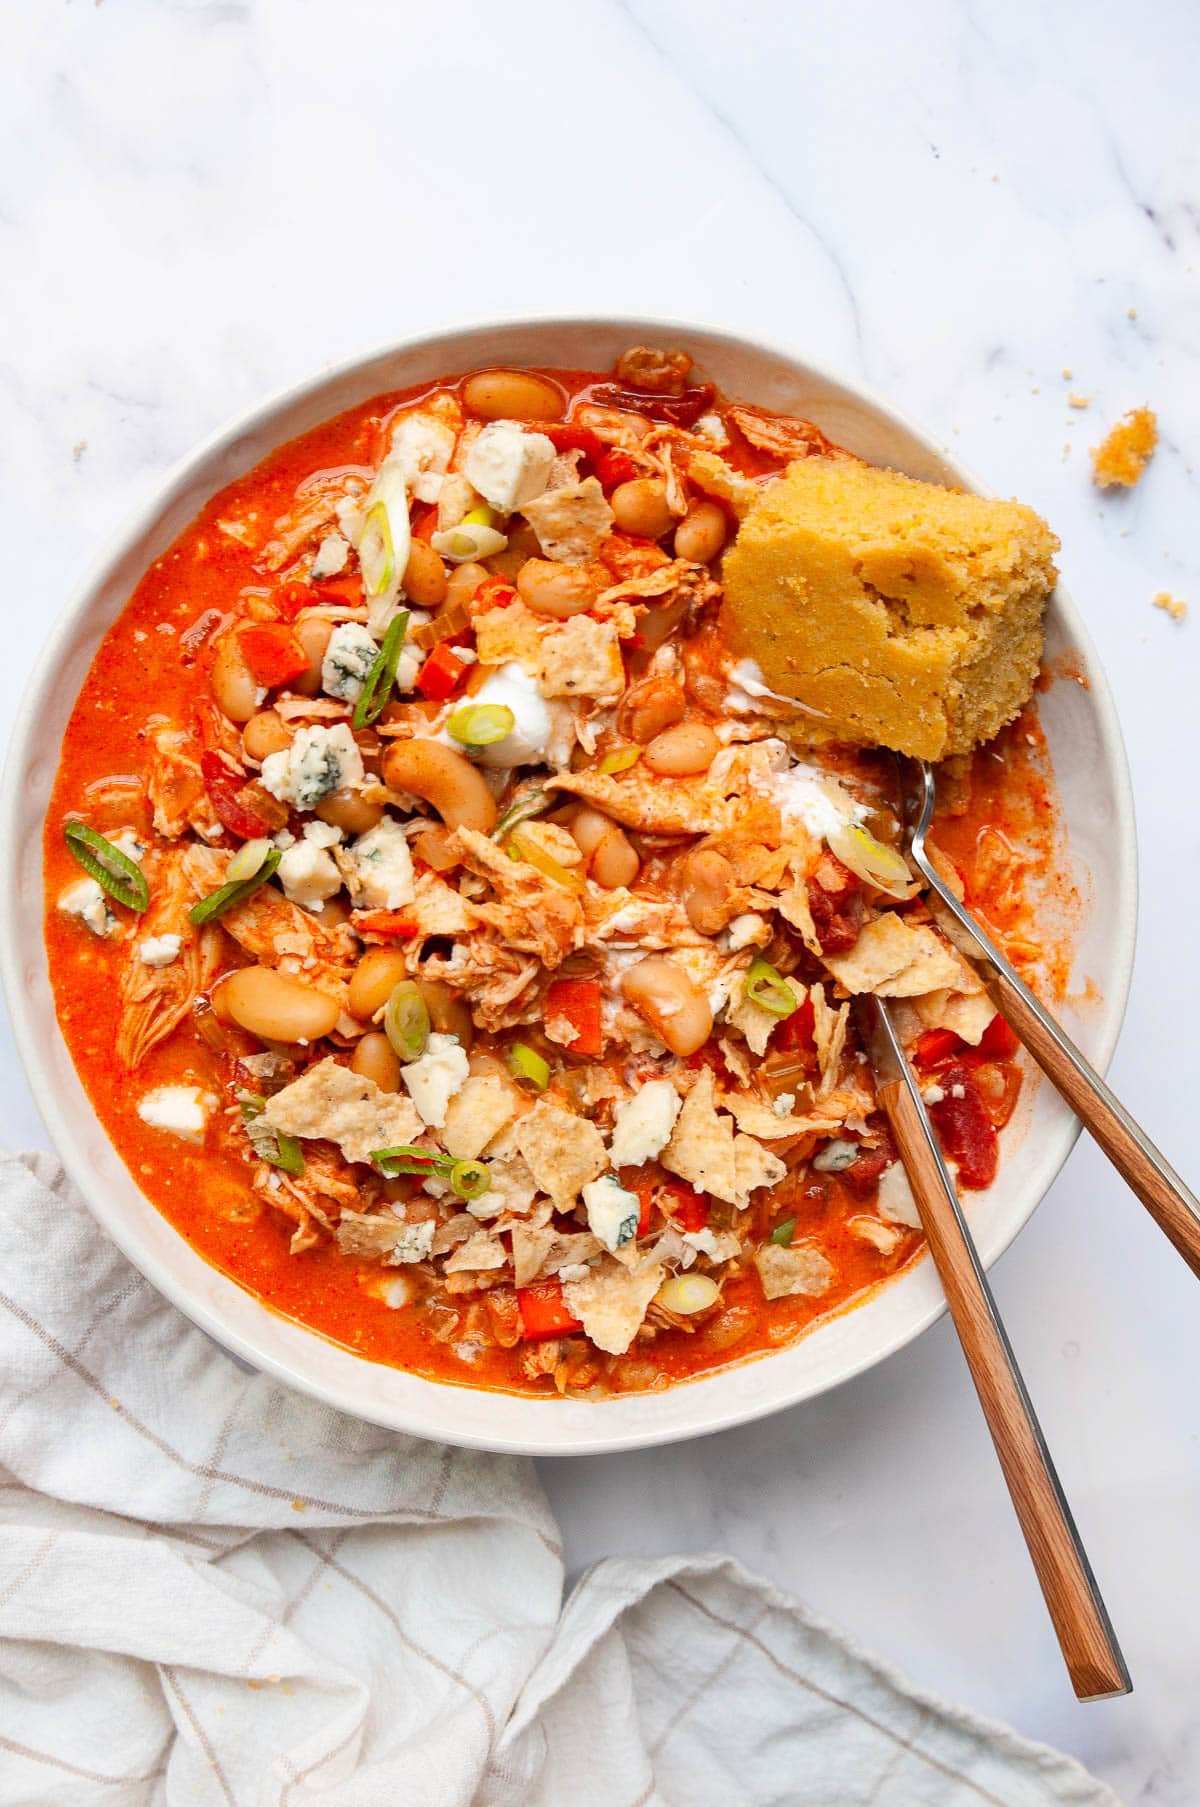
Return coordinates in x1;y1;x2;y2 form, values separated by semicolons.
0;1151;1118;1805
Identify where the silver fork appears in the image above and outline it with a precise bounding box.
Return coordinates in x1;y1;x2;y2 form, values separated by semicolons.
905;760;1200;1275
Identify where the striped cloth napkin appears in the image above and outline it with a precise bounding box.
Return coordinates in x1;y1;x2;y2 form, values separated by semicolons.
0;1151;1117;1805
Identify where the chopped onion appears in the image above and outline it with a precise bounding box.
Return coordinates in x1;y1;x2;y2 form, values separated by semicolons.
430;523;508;563
826;820;917;899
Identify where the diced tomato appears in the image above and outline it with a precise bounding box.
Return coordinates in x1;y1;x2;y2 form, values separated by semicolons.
271;580;312;621
199;751;276;841
633;1179;655;1237
589;382;716;428
685;1042;731;1083
416;642;468;702
776;994;816;1053
313;573;365;607
929;1064;999;1189
660;1180;709;1234
351;910;418;941
237;624;311;688
410;502;440;543
595;448;637;489
544;979;603;1057
973;1013;1020;1063
914;1027;966;1070
517;1281;583;1342
966;1060;1023;1130
474;574;517;609
537;421;606;462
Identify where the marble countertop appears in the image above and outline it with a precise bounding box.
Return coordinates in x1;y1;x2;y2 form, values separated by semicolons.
3;1;1197;1797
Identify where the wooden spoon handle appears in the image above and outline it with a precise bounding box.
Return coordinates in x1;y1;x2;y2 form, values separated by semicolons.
877;1069;1130;1701
982;959;1200;1277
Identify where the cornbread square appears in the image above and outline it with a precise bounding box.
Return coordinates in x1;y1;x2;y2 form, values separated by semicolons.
722;457;1059;761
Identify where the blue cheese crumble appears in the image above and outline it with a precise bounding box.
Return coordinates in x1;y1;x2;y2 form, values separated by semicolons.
337;816;414;910
582;1174;641;1253
261;723;365;809
321;623;378;703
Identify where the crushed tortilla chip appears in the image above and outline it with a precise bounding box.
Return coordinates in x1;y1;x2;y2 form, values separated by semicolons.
515;1099;607;1206
444;1228;507;1273
810;984;849;1093
822;916;962;998
661;1068;736;1200
537;616;625;702
754;1241;835;1301
474;601;546;672
563;1254;665;1354
732;1135;787;1209
914;987;995;1045
511;1224;601;1289
521;477;614;565
262;1059;423;1165
441;1073;522;1162
724;967;779;1056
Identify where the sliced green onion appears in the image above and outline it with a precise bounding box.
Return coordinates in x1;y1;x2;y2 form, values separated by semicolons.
371;1144;454;1177
450;1159;490;1201
64;823;150;913
359;499;396;599
353;610;410;729
189;847;281;925
430;523;508;563
447;703;515;748
226;837;271;884
507;831;584;892
598;745;641;776
745;958;799;1018
770;1217;796;1246
508;1043;550;1091
238;1091;305;1176
492;787;552;841
826;820;917;900
462;504;496;527
383;980;430;1063
656;1272;719;1314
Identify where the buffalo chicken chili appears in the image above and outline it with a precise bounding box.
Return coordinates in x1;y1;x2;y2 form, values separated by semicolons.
44;348;1058;1397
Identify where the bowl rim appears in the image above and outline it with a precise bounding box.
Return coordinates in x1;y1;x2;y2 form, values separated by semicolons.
0;312;1138;1455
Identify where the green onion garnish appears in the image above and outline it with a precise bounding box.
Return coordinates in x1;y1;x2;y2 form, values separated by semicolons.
371;1144;452;1177
745;958;799;1018
450;1159;490;1201
359;499;396;599
770;1217;796;1247
226;837;272;884
238;1091;305;1176
64;823;150;914
447;703;516;749
383;980;430;1063
597;745;641;776
508;1043;550;1091
353;610;410;729
189;847;281;925
492;787;552;841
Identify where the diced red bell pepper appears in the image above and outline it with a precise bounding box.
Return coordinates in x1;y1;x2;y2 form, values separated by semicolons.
416;642;468;702
595;448;638;489
544;979;604;1057
660;1180;709;1234
776;994;816;1054
351;910;419;941
914;1027;966;1070
313;573;365;608
237;624;311;688
200;751;276;841
517;1281;583;1342
929;1064;999;1189
271;580;312;621
537;421;607;462
474;574;517;609
973;1013;1020;1063
632;1179;655;1238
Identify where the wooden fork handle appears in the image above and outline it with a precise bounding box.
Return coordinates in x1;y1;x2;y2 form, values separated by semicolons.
981;961;1200;1279
879;1073;1130;1700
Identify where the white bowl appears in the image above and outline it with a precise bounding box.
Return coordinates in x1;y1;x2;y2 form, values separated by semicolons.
0;318;1137;1455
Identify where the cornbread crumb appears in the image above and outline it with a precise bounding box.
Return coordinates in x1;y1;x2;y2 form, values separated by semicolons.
1061;368;1073;380
1068;394;1090;410
722;457;1058;762
1092;408;1158;488
1153;591;1187;623
1127;306;1138;320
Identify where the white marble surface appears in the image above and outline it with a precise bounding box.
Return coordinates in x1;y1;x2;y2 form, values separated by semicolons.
2;0;1198;1797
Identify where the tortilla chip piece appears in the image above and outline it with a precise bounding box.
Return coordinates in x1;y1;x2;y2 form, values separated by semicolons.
441;1073;521;1162
776;884;823;957
262;1058;423;1165
474;601;546;673
724;969;778;1057
444;1228;508;1273
755;1241;835;1301
732;1135;787;1209
811;985;850;1095
661;1068;737;1202
511;1224;602;1289
521;477;614;565
466;1151;539;1220
822;915;962;998
720;1093;849;1141
563;1255;666;1355
537;616;625;702
914;987;996;1046
514;1099;607;1207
